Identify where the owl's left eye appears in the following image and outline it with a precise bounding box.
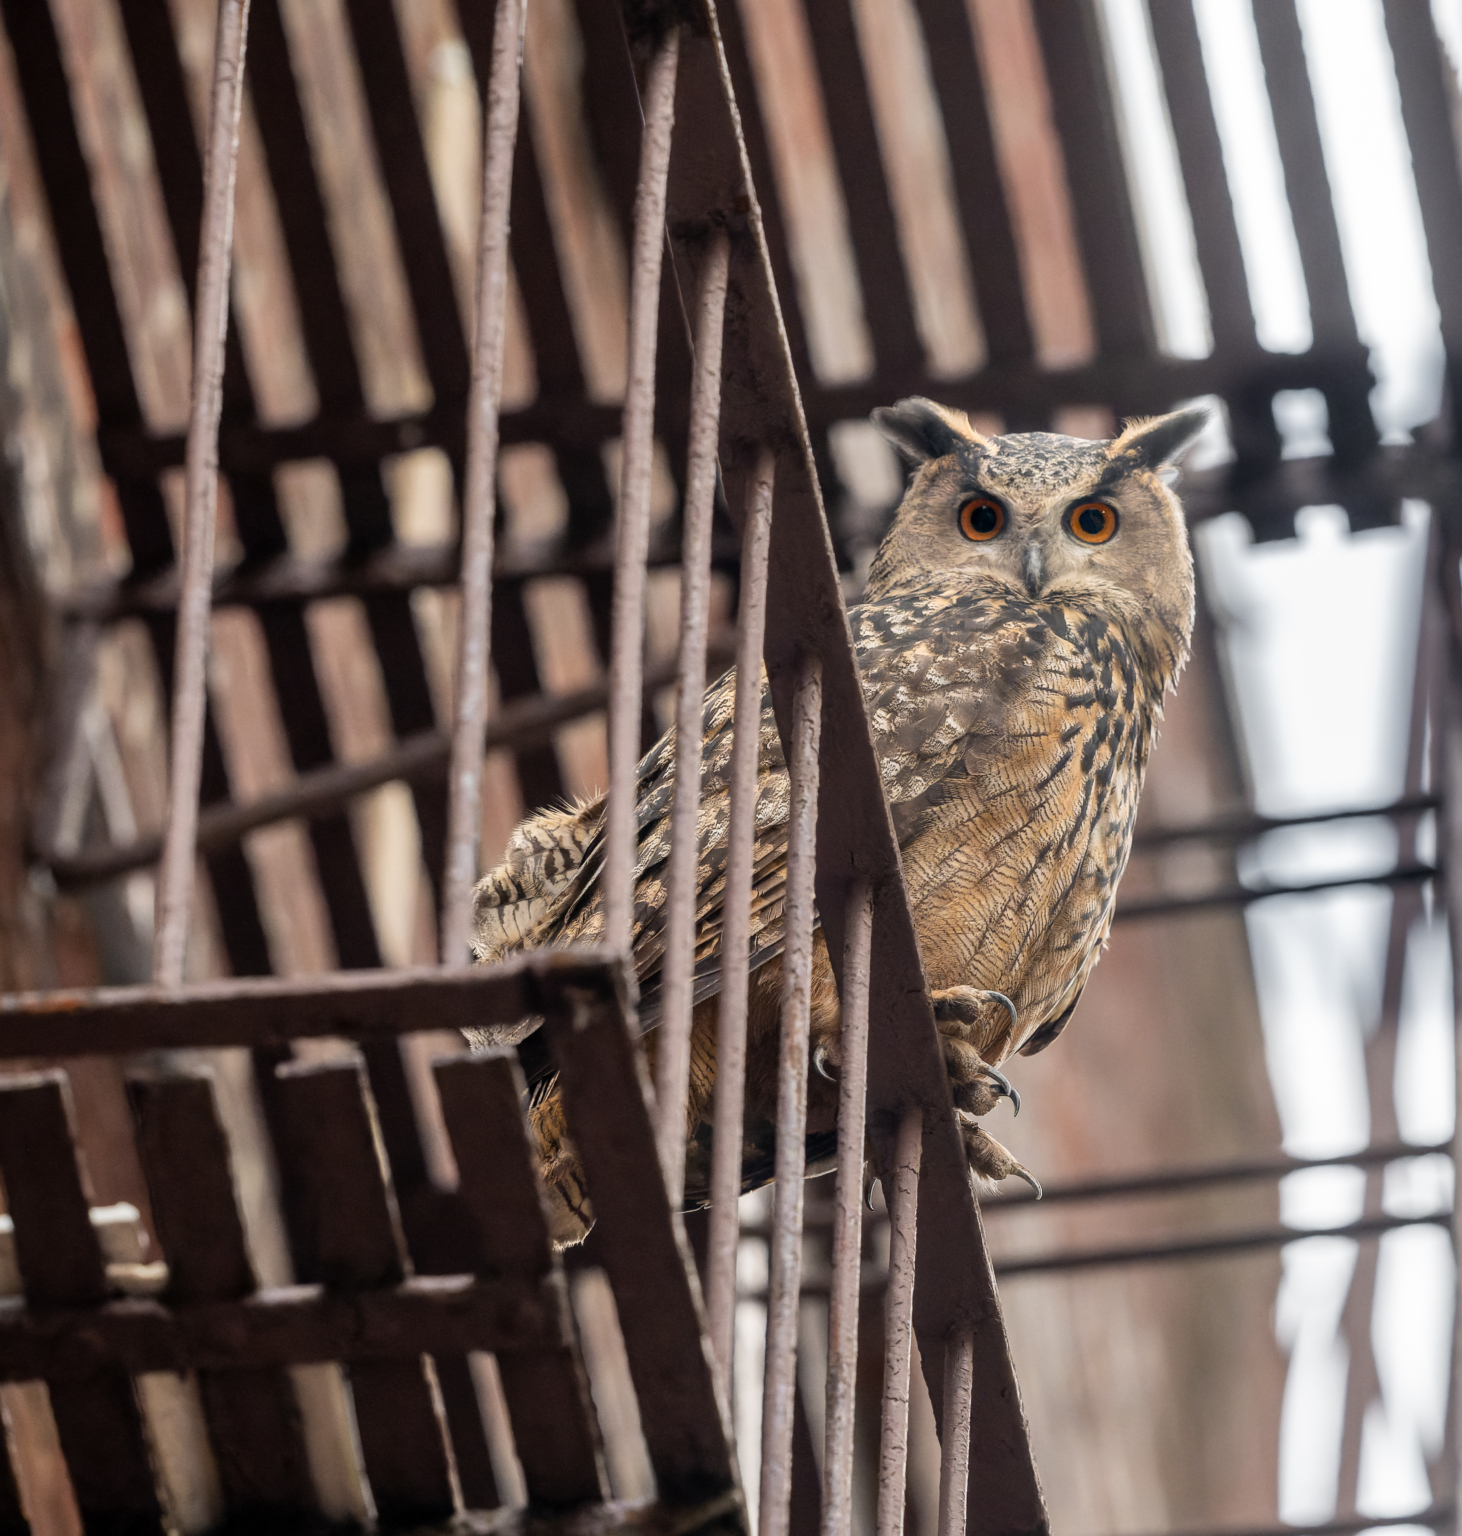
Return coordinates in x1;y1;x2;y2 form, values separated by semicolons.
959;498;1005;542
1067;500;1118;544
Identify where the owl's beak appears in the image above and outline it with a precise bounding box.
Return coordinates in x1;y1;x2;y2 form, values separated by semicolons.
1023;542;1045;596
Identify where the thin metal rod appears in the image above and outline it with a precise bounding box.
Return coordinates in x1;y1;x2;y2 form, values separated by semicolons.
604;29;680;957
937;1327;974;1536
877;1105;923;1536
1335;509;1440;1511
746;1211;1450;1293
991;1210;1447;1278
1119;1507;1455;1536
707;449;775;1378
823;877;872;1535
656;230;730;1199
1439;518;1462;1525
440;0;526;966
1113;861;1436;923
982;1139;1453;1209
1131;791;1440;850
758;651;822;1536
152;0;251;988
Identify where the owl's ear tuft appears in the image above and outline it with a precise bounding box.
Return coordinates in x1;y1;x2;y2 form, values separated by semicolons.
872;397;983;467
1108;405;1211;472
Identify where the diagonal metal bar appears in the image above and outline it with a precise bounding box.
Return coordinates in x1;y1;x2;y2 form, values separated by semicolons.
667;8;1047;1523
153;0;251;988
442;0;528;966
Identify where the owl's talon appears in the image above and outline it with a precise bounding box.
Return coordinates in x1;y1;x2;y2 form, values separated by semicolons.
978;990;1019;1034
863;1163;880;1210
976;1063;1020;1116
813;1044;837;1082
1009;1163;1043;1199
955;1111;1039;1195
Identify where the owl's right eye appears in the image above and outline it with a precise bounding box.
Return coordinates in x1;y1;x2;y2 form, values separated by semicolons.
959;498;1005;542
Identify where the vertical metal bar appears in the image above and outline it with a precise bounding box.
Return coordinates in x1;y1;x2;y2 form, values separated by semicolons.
706;449;776;1379
152;0;251;988
604;29;681;957
759;650;822;1536
822;877;872;1534
1336;513;1441;1508
1440;517;1462;1525
877;1104;923;1536
441;0;528;966
937;1326;974;1536
656;230;731;1196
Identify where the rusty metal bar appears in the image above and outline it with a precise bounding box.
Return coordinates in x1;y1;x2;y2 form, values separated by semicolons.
44;737;1438;898
0;1273;562;1380
983;1138;1452;1209
665;14;1044;1513
706;449;775;1380
876;1105;923;1536
656;230;731;1196
1112;862;1436;923
823;877;872;1535
152;0;251;988
441;0;528;966
759;650;822;1536
605;29;681;956
1439;511;1462;1527
1130;793;1440;850
1118;1511;1453;1536
937;1327;974;1536
991;1210;1448;1278
0;951;605;1058
536;962;739;1500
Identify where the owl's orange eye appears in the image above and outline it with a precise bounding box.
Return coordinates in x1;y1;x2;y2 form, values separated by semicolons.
959;498;1005;542
1067;501;1118;544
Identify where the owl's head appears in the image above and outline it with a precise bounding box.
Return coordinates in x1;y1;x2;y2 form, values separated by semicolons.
867;397;1208;685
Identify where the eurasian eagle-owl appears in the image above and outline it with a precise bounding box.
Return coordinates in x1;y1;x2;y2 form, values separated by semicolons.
468;397;1207;1246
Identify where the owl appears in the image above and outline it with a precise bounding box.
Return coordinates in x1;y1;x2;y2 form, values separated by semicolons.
468;398;1207;1246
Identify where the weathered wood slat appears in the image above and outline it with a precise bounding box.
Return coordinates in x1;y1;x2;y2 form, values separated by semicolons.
0;1275;560;1381
538;968;738;1507
0;952;604;1059
129;1072;316;1512
270;1059;458;1525
436;1051;606;1506
0;1076;163;1534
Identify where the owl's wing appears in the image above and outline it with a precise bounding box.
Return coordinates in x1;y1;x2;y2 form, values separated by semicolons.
472;659;791;990
622;594;1057;1020
495;589;1085;1033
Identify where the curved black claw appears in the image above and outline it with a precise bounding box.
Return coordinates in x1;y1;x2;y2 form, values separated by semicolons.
1010;1163;1043;1199
979;989;1019;1034
813;1044;837;1082
975;1063;1021;1117
863;1165;880;1210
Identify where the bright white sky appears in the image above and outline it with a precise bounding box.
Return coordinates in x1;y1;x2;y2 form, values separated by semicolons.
1098;0;1457;1517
